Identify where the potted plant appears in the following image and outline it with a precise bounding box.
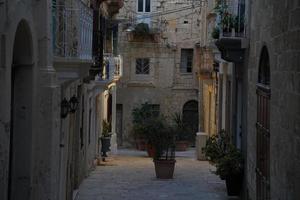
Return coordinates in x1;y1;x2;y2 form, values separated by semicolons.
100;119;112;161
132;103;159;153
202;130;243;196
171;112;189;151
211;27;220;39
146;116;176;179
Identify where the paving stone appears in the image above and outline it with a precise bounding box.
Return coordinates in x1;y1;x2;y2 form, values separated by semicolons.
76;149;230;200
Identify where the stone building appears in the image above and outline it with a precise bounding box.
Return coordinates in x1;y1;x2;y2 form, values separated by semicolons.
0;0;123;199
244;0;300;199
215;0;300;199
116;0;204;146
196;0;219;137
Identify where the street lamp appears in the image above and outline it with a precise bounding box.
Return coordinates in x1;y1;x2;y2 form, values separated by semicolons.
61;98;70;119
69;95;79;113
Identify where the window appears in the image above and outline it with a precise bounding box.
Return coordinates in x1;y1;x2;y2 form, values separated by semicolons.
180;49;194;73
136;58;150;74
149;104;160;117
137;0;151;13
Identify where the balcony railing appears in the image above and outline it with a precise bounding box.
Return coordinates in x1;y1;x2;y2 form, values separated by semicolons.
213;1;245;38
95;54;123;81
52;0;93;60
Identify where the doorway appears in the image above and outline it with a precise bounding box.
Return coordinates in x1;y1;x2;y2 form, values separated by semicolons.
182;100;199;144
8;20;34;200
116;104;123;146
256;46;271;200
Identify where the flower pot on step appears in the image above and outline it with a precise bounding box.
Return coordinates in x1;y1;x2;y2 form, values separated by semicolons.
154;159;176;179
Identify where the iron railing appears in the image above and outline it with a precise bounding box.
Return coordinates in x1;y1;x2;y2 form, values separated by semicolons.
214;0;245;38
52;0;93;60
96;54;123;81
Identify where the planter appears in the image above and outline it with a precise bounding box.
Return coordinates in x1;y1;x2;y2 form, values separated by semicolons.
101;136;111;152
136;138;146;151
147;144;155;157
225;173;243;196
154;159;176;179
175;141;189;151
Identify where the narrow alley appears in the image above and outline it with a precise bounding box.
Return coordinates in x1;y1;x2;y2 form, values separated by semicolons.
76;149;229;200
1;0;299;200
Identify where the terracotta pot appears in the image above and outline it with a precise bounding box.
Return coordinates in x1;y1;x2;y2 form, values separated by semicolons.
147;144;155;157
154;159;176;179
175;141;189;151
225;173;243;196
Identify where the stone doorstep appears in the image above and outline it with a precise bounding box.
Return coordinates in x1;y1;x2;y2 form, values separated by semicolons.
73;189;79;200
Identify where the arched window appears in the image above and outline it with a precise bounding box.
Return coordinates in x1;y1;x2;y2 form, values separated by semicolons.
256;46;271;200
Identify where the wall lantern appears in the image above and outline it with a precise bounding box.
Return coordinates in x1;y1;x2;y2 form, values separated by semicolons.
69;95;79;113
61;98;70;119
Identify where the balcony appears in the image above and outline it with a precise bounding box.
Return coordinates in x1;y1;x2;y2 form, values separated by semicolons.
213;1;249;63
52;0;93;61
95;54;123;82
126;22;161;43
100;0;124;17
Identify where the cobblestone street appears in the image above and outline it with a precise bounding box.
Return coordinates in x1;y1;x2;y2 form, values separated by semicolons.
76;149;231;200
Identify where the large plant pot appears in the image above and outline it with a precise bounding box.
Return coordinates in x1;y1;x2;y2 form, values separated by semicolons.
101;137;111;152
225;173;243;196
147;144;155;157
154;159;176;179
136;138;146;151
175;141;189;151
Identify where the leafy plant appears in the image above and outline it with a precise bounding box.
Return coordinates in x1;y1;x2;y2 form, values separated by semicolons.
102;119;111;137
215;145;243;179
132;102;158;139
202;130;243;179
202;130;229;163
145;116;175;161
214;1;236;33
211;27;220;39
171;112;189;141
133;23;150;36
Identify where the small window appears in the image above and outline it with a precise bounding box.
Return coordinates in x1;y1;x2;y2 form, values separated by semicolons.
138;0;144;12
136;58;150;74
145;0;151;12
137;0;151;13
150;104;160;117
180;49;194;73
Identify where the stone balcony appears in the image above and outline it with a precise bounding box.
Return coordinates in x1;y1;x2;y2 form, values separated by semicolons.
100;0;124;17
214;3;249;63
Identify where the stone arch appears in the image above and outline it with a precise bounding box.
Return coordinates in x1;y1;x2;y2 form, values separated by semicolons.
182;100;199;143
8;19;34;200
258;46;270;85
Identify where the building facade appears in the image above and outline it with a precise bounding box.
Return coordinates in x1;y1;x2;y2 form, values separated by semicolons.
116;0;203;146
215;0;300;199
244;0;300;199
0;0;123;199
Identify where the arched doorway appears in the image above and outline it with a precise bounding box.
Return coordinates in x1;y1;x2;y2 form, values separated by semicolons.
182;100;199;143
256;46;271;200
8;20;34;200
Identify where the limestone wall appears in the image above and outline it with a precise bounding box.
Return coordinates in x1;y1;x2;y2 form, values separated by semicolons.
246;0;300;199
116;0;203;145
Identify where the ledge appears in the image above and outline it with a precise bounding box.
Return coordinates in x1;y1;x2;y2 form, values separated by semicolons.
215;37;249;63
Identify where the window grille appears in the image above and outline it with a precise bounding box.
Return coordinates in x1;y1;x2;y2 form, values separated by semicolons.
136;58;150;74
